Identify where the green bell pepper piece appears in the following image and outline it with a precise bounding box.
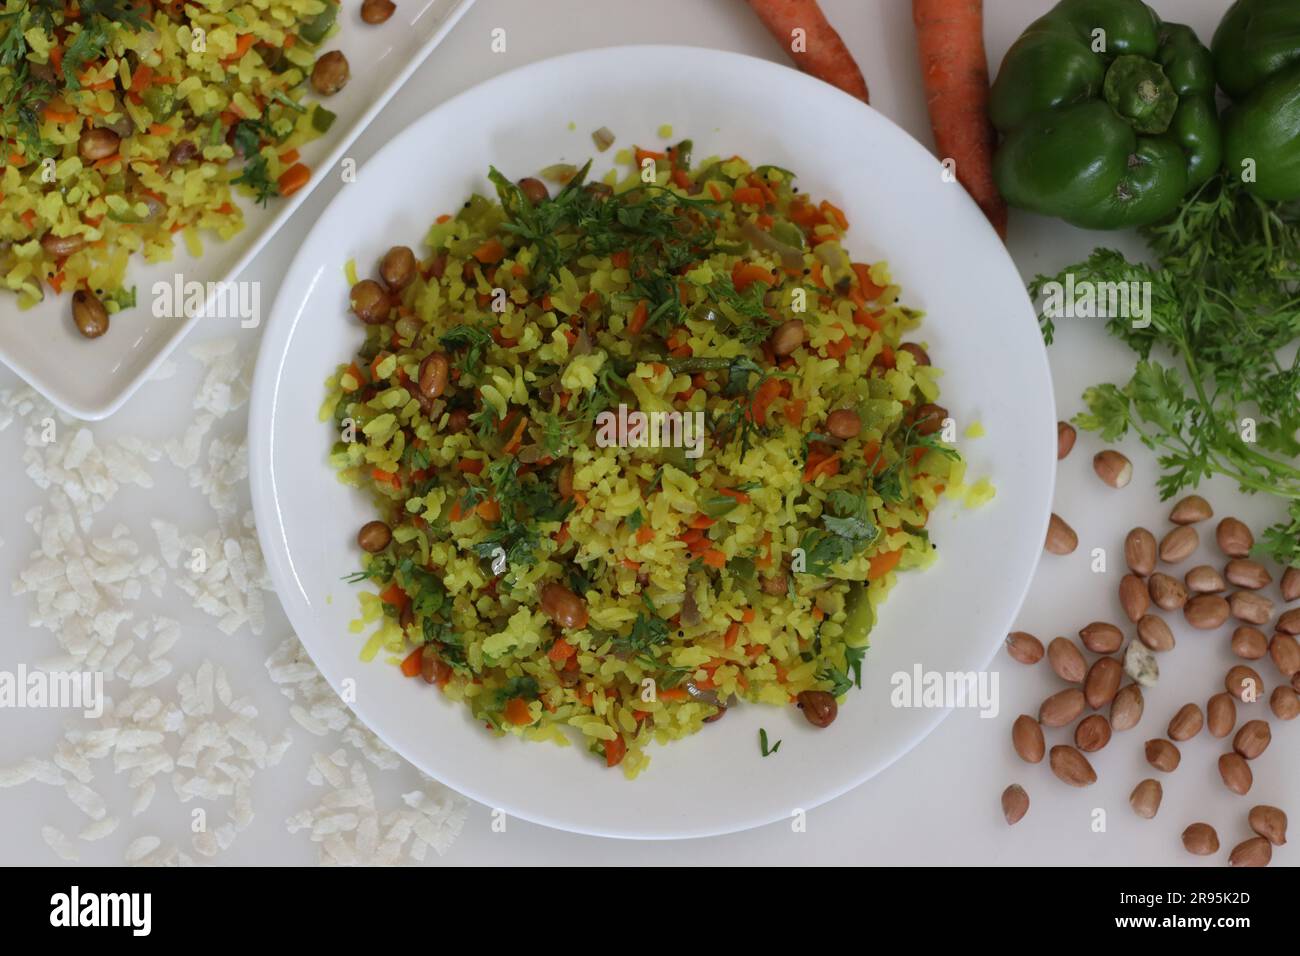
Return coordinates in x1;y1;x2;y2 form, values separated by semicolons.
989;0;1221;229
311;104;337;133
141;86;175;122
1212;0;1300;201
299;3;338;45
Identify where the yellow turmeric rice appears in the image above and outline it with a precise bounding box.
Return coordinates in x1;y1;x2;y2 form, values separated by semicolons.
322;141;984;778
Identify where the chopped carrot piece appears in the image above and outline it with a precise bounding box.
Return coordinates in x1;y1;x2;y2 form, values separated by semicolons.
472;237;506;264
503;415;528;455
689;514;716;530
621;558;640;571
868;550;902;580
456;458;484;474
731;260;775;292
732;186;765;206
610;250;631;269
724;622;741;648
379;582;409;611
475;498;501;522
504;697;534;726
717;487;751;504
277;162;311;197
400;648;423;677
658;688;689;702
604;735;627;767
803;451;841;483
702;549;727;569
741;608;756;624
636;525;655;545
548;638;576;662
627;300;649;335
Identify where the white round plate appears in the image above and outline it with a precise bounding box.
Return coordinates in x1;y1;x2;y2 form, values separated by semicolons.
249;46;1055;840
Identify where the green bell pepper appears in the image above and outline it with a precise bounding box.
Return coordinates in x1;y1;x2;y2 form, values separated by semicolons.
1212;0;1300;201
989;0;1221;230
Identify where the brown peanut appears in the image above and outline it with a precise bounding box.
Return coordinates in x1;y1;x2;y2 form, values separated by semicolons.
1207;692;1237;738
1170;494;1213;524
1215;517;1254;557
1219;752;1253;795
1047;636;1087;683
1110;683;1144;731
1005;631;1044;665
1145;738;1180;772
1080;622;1123;654
1159;526;1198;564
1167;703;1203;741
1231;625;1268;660
1124;527;1156;576
1011;715;1044;764
1049;745;1097;787
1129;779;1162;819
1185;594;1230;629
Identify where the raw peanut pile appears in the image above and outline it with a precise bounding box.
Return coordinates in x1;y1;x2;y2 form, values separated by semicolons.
1000;430;1298;866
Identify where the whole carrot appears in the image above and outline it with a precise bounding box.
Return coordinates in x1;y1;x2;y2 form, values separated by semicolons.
746;0;869;103
912;0;1007;238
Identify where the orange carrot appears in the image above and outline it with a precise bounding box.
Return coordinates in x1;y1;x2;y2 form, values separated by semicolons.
400;648;423;677
604;735;627;767
277;162;311;197
548;638;576;662
627;300;648;335
504;697;534;726
745;0;869;103
701;549;727;569
911;0;1007;238
475;498;501;522
472;237;506;264
868;549;903;580
635;525;655;545
380;582;409;611
731;261;775;292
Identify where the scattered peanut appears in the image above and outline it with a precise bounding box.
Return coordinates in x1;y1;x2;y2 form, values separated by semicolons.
1075;714;1111;752
1012;715;1045;763
1046;513;1078;555
1182;822;1220;855
1092;449;1132;488
1124;527;1157;576
1229;836;1271;867
1049;745;1097;787
1167;703;1203;742
1185;594;1230;630
1039;688;1086;727
1233;719;1271;760
1248;805;1287;846
1169;494;1213;524
1057;421;1076;460
1137;614;1175;652
1207;692;1237;738
1215;516;1254;557
1120;574;1150;622
1145;738;1180;772
1111;683;1145;730
1184;564;1225;594
1159;525;1198;563
1005;631;1044;665
1129;779;1162;819
1219;752;1253;795
1079;621;1123;654
1047;636;1087;683
1001;784;1029;825
1231;625;1268;660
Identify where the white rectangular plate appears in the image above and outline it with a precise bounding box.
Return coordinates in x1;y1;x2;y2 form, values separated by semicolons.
0;0;475;420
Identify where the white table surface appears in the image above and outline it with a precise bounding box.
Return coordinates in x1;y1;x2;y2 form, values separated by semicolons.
1;0;1295;866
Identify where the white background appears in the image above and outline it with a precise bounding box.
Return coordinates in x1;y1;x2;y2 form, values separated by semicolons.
1;0;1295;865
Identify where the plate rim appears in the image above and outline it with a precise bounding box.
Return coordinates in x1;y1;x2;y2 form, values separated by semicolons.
0;0;478;421
249;43;1057;840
